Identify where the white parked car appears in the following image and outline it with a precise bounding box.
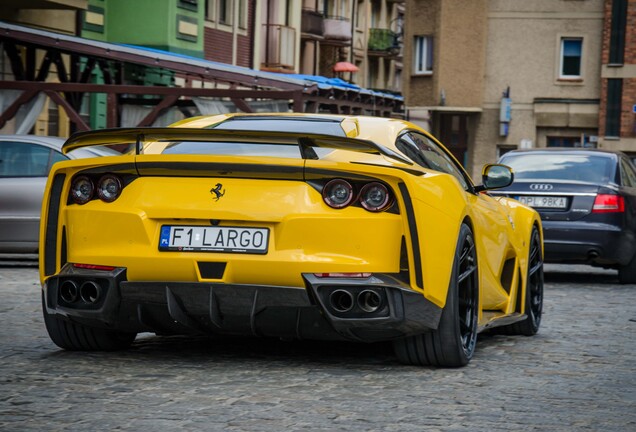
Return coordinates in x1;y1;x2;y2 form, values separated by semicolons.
0;135;119;253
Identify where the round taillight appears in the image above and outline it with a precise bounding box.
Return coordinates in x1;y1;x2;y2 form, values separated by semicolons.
97;175;122;202
70;176;94;205
323;179;355;209
360;182;391;212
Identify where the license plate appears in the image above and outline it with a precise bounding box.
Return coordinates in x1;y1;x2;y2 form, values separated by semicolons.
517;195;568;209
159;225;269;254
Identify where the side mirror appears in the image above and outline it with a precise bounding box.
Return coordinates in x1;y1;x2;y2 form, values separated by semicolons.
475;164;514;192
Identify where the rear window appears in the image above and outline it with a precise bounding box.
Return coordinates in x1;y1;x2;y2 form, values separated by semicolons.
160;141;333;158
211;117;347;136
500;153;615;183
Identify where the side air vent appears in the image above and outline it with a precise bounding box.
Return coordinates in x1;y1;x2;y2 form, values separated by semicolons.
500;258;516;294
44;173;66;276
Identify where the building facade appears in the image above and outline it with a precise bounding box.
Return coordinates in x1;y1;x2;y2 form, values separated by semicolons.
404;0;606;177
0;0;403;136
599;0;636;155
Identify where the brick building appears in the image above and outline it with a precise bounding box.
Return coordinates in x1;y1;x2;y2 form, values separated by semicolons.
599;0;636;158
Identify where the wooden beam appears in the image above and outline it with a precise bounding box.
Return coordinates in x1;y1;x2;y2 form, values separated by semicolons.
44;90;90;131
137;94;180;126
0;89;37;129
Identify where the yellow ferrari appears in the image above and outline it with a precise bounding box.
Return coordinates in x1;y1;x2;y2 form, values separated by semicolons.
39;114;543;367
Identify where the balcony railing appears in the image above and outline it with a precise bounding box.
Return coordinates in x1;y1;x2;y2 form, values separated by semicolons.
261;24;296;70
324;16;351;42
301;8;324;37
368;28;399;53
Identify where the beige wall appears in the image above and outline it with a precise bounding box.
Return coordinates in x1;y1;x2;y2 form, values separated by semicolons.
405;0;487;109
474;1;603;177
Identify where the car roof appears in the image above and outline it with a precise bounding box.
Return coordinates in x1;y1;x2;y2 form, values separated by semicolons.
0;134;65;150
0;134;120;159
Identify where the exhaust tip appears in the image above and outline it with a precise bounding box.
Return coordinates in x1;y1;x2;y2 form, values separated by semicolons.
79;280;102;304
329;289;354;313
358;290;382;313
588;249;600;260
59;280;79;303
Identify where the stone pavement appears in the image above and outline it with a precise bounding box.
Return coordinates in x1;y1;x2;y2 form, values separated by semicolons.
0;262;634;431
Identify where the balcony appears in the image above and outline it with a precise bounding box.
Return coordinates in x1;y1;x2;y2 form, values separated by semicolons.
301;8;324;39
323;16;352;45
261;24;296;71
368;28;400;55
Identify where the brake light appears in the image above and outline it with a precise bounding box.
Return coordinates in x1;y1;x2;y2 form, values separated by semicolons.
592;194;624;213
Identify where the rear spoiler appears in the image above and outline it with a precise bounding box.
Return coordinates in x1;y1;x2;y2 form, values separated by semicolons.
63;127;413;165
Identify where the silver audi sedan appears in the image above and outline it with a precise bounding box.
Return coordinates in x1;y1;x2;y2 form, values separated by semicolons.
0;135;119;253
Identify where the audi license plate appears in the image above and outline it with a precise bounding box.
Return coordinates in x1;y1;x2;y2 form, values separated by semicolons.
517;195;567;209
159;225;269;254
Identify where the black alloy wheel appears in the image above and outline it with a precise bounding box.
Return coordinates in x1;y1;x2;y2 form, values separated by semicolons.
394;223;479;367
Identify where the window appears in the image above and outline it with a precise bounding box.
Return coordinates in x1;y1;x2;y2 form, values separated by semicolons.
0;142;62;177
207;0;246;28
609;0;627;64
218;0;231;25
605;79;622;137
397;132;469;190
560;38;583;79
238;0;247;29
498;153;613;183
414;36;433;75
547;136;581;147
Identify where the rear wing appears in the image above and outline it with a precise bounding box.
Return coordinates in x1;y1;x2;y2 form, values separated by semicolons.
63;127;412;165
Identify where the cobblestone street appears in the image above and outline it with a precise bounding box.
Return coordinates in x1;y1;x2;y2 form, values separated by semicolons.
1;261;635;431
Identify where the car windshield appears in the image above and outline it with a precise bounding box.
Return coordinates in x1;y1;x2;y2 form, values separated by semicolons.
500;153;614;183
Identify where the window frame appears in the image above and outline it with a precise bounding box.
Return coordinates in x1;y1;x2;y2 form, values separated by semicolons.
413;35;433;75
396;131;472;191
559;37;583;80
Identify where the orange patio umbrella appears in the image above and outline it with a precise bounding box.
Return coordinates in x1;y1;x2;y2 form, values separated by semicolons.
333;61;360;73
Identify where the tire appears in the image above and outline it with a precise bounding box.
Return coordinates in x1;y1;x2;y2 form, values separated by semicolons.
42;294;136;351
498;226;543;336
618;252;636;284
394;223;479;367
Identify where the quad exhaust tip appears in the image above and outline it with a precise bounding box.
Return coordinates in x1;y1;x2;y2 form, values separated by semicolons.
329;289;354;313
60;280;79;303
358;290;382;313
328;288;384;314
79;280;102;304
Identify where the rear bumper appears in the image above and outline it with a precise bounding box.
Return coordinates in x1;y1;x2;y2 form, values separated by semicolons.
42;264;441;343
542;220;635;266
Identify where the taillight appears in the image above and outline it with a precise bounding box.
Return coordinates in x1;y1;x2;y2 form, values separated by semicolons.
592;194;625;213
70;176;94;204
323;179;355;209
97;174;122;202
359;182;392;212
70;174;123;204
